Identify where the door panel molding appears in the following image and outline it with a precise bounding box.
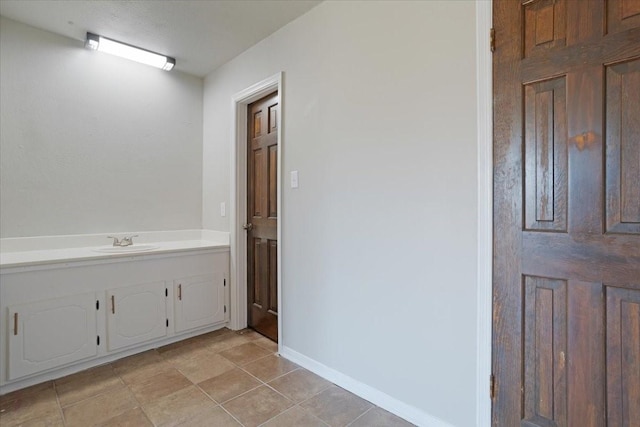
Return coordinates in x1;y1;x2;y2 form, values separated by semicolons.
229;73;282;350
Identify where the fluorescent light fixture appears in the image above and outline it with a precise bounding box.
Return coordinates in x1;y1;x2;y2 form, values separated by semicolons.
85;33;175;71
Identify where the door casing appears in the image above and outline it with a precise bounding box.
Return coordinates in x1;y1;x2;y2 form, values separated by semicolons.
476;1;493;426
229;72;283;351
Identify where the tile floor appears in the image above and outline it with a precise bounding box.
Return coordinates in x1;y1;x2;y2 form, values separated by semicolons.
0;328;415;427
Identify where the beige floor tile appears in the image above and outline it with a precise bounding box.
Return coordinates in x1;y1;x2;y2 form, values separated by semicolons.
260;405;329;427
10;412;65;427
347;407;415;427
175;405;241;426
142;385;217;426
0;385;59;427
268;369;332;403
112;349;163;372
159;341;211;364
120;360;176;385
55;364;123;406
62;385;137;427
253;336;279;353
233;329;264;340
96;407;153;427
301;386;373;427
192;328;234;343
222;385;293;427
198;367;262;403
172;351;237;383
219;342;272;365
0;382;54;405
127;368;192;405
205;333;257;354
157;337;196;355
243;354;299;382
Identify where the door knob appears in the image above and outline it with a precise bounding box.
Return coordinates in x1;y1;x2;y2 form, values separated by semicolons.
243;223;253;231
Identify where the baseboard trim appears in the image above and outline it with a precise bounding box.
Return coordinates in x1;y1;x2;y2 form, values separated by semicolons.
280;346;456;427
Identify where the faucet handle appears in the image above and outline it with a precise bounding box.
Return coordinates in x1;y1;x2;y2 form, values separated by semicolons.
107;236;120;246
122;235;138;246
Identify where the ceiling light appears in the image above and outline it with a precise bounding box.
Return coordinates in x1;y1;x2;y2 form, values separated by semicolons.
85;33;175;71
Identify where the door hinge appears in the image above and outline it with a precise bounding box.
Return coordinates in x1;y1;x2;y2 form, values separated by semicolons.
166;319;169;327
224;305;227;313
490;28;495;53
490;374;496;399
96;300;99;310
97;335;101;346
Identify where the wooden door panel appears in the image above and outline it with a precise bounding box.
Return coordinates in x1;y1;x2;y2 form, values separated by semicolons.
268;240;278;313
253;110;262;138
269;145;277;218
606;286;640;427
247;92;278;342
252;238;263;307
523;276;568;427
493;1;640;425
524;77;568;231
606;59;640;234
608;0;640;34
567;281;606;427
523;0;567;58
252;149;264;217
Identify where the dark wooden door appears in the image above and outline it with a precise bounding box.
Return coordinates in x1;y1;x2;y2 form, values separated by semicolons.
247;92;278;342
493;1;640;426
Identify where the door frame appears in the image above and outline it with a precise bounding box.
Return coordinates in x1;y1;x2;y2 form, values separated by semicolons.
229;72;283;350
476;1;493;426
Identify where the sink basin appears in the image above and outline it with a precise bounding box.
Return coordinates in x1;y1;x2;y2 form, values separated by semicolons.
92;244;160;254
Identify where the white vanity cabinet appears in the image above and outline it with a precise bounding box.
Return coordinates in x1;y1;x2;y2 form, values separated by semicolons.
7;293;98;381
174;275;224;333
106;281;167;351
174;252;229;333
0;247;230;394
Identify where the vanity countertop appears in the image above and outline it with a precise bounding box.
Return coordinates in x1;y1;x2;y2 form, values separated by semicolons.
0;230;229;270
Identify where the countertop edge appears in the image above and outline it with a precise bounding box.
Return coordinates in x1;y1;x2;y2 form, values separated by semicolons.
0;241;230;271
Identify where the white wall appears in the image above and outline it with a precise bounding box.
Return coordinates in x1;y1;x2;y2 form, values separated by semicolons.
203;2;478;426
0;17;203;238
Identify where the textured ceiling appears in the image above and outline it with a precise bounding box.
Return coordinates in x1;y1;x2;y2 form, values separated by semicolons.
0;0;321;77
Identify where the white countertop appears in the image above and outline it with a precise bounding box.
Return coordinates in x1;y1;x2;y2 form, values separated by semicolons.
0;230;230;269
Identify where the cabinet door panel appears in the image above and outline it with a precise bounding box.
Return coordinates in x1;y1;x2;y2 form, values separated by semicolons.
8;293;97;380
174;273;225;333
106;282;166;351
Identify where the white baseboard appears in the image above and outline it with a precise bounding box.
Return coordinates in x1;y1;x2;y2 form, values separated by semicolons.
279;346;456;427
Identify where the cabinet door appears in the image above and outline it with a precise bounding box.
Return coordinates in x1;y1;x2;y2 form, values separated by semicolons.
106;282;167;351
8;293;98;380
174;272;225;333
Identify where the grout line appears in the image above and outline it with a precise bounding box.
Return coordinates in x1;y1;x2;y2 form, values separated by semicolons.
54;365;127;409
217;382;265;405
192;382;247;427
52;380;68;427
345;405;374;426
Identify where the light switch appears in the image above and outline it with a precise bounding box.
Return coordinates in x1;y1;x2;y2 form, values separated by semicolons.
290;171;299;188
220;202;226;217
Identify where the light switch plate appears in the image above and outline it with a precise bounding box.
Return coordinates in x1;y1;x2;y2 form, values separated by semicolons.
220;202;226;217
290;171;299;188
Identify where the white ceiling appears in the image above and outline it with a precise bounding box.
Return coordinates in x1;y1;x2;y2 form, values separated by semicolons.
0;0;321;77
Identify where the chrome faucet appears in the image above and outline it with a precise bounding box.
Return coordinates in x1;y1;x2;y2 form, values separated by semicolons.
119;235;138;246
107;235;138;247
